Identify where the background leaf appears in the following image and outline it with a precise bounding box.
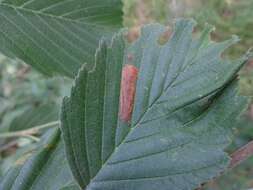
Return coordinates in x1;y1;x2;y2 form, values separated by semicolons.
9;103;59;131
0;0;123;77
61;19;250;190
0;129;79;190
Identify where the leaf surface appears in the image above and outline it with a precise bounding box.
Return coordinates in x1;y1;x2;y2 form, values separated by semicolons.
0;129;79;190
0;0;123;77
61;19;250;190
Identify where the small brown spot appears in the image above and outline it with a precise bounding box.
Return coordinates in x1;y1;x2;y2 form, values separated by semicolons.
126;27;140;43
120;64;139;122
158;27;172;45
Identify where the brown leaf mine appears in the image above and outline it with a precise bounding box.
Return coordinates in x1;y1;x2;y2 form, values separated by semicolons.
120;64;138;122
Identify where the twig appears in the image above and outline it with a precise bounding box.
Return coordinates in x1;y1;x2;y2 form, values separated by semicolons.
229;140;253;169
22;135;41;142
197;140;253;189
0;140;18;153
0;121;59;139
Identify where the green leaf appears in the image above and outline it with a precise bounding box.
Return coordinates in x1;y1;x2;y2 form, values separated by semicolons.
0;129;79;190
0;165;22;189
0;0;123;77
61;31;126;188
61;19;250;190
9;103;59;131
60;184;81;190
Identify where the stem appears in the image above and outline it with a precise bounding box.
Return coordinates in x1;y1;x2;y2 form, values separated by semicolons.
197;140;253;190
0;121;60;139
0;140;18;153
22;135;41;142
229;140;253;169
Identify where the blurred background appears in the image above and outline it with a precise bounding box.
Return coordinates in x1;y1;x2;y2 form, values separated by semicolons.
0;0;253;189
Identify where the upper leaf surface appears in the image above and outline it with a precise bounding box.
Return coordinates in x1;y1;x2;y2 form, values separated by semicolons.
61;19;250;190
0;0;123;77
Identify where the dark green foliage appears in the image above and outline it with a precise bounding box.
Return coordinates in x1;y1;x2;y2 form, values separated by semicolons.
0;0;123;77
0;1;251;189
